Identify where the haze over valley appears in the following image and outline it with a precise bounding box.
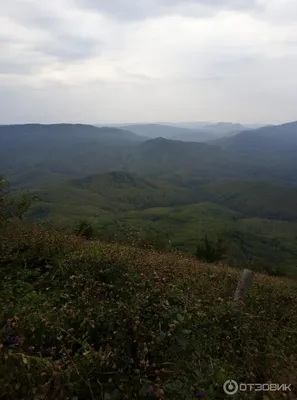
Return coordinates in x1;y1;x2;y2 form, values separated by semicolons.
1;119;297;276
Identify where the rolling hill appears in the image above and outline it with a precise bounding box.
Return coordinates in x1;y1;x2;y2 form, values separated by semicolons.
116;202;297;274
124;137;293;186
24;166;297;275
169;122;247;142
209;121;297;184
116;123;246;142
112;122;250;140
0;124;145;188
27;171;200;222
199;122;245;136
3;120;297;276
195;180;297;221
3;122;296;190
214;121;297;157
117;123;210;140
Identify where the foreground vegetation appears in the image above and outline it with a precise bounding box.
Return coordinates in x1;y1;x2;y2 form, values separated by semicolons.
1;220;297;399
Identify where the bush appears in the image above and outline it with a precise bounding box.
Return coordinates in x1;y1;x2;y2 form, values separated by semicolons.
264;265;286;277
0;174;38;224
0;221;83;272
74;219;95;240
195;235;226;263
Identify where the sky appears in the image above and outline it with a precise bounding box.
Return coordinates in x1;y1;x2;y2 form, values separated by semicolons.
1;0;297;125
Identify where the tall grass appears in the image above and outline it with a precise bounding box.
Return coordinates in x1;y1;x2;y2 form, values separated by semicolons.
1;222;297;399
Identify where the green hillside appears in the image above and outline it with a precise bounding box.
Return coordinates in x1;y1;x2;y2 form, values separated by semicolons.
111;203;297;276
1;220;297;399
196;180;297;221
125;137;296;186
27;171;199;221
210;122;297;184
24;172;297;277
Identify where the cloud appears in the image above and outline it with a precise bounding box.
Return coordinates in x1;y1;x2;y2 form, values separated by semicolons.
75;0;259;20
0;0;297;124
0;0;104;63
34;35;102;62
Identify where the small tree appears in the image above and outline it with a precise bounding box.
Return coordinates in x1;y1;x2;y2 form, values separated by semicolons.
0;175;38;223
195;235;226;263
75;219;94;240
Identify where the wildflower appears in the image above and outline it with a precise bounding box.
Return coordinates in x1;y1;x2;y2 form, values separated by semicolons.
196;392;206;398
3;334;21;347
147;386;154;394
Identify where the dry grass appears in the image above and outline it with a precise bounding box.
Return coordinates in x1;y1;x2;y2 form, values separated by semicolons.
1;222;297;399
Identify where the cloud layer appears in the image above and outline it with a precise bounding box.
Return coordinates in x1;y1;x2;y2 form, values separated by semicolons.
1;0;297;124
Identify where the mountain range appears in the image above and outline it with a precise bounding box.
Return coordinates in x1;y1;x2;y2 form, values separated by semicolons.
1;120;297;275
0;124;145;188
96;121;264;140
1;121;297;188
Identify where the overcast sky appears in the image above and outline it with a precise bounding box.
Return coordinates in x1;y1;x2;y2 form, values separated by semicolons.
1;0;297;124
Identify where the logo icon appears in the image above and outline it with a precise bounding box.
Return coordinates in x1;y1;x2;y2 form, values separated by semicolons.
223;380;239;395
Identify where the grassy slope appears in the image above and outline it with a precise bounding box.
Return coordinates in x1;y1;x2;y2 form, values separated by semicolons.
1;222;297;399
26;175;297;276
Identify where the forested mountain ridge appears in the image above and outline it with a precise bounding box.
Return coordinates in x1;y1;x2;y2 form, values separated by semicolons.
0;124;145;188
2;121;297;276
116;123;198;139
25;170;297;276
96;121;251;140
213;120;297;154
2;122;297;189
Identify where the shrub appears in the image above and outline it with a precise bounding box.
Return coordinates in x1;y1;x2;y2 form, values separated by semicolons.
0;221;84;272
0;174;38;224
195;235;226;263
264;265;286;277
74;219;95;240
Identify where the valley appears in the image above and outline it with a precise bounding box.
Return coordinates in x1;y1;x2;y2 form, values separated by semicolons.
2;121;297;277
